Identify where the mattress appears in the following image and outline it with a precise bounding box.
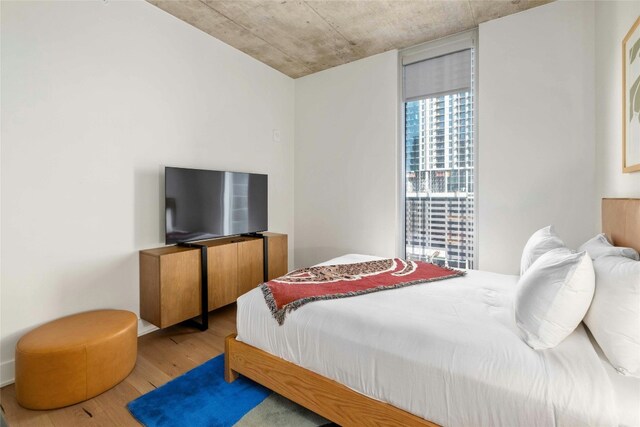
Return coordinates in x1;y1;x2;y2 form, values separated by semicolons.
236;254;619;426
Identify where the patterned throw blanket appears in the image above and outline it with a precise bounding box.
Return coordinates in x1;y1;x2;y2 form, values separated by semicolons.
261;258;465;325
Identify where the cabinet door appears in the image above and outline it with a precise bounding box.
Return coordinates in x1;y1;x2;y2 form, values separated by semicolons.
268;234;288;280
208;243;238;310
160;250;201;328
238;239;264;296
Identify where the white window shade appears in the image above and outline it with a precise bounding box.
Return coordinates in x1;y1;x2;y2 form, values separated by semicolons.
403;49;471;102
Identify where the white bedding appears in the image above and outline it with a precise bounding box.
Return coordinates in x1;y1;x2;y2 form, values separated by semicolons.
236;254;619;426
592;334;640;427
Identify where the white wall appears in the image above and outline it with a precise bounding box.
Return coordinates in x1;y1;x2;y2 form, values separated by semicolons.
294;50;398;267
595;0;640;210
478;1;597;274
293;1;601;275
1;0;294;385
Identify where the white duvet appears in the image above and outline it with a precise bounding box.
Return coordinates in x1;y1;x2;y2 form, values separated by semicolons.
236;254;619;426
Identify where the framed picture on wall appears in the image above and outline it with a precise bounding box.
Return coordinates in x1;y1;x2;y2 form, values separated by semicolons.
623;16;640;173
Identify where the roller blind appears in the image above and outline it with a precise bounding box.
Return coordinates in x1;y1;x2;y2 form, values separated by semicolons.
403;49;471;102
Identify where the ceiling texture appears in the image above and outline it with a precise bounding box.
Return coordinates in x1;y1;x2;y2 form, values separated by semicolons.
147;0;552;78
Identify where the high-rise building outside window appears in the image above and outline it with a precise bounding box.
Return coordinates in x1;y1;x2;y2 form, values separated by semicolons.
402;36;476;269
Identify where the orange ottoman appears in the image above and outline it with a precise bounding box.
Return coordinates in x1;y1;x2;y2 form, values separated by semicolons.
15;310;137;410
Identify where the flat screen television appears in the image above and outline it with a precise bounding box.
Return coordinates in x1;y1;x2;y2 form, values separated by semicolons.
164;167;268;244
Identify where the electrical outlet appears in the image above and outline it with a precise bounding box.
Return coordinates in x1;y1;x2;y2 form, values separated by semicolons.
272;129;281;143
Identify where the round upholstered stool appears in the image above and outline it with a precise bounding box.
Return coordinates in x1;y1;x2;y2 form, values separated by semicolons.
15;309;137;410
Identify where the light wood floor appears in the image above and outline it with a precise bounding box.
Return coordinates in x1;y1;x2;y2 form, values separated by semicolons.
0;304;238;427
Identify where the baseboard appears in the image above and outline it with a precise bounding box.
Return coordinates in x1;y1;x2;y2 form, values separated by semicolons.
0;360;15;388
138;319;159;336
0;319;159;388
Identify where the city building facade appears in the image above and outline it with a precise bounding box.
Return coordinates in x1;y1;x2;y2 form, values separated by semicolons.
405;90;475;269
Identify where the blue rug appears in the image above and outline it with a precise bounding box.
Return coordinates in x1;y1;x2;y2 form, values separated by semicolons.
128;355;269;426
128;354;334;427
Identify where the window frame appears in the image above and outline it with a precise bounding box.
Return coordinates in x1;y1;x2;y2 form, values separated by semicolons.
397;29;479;268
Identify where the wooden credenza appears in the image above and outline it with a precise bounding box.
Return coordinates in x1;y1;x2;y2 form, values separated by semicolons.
139;232;287;329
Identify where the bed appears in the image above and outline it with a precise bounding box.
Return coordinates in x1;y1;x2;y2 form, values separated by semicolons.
225;198;640;426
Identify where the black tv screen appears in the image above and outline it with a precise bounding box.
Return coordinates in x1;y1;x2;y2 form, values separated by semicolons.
165;167;268;244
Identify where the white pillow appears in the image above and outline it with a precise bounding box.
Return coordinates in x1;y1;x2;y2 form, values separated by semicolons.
515;248;595;350
578;233;639;261
520;226;566;275
584;256;640;377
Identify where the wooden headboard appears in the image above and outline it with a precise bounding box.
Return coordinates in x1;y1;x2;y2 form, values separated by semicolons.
602;198;640;253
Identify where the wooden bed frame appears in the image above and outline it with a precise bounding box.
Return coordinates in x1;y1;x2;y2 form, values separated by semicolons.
225;198;640;427
225;336;437;426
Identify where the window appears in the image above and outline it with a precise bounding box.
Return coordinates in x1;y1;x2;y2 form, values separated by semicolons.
402;33;476;269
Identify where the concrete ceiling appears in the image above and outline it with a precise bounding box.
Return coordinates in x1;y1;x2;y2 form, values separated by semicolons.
148;0;552;78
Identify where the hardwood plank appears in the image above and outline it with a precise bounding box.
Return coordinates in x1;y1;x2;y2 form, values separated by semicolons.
46;398;104;427
0;385;55;427
92;381;141;426
137;335;200;379
124;356;170;395
189;329;230;355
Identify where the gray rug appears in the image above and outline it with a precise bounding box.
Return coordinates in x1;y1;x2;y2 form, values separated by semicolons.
236;393;336;427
